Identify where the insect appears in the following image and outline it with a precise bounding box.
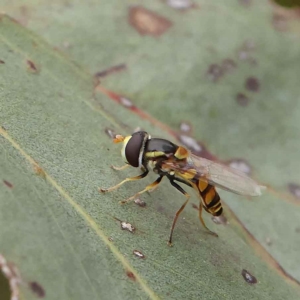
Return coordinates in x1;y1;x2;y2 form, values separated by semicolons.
100;131;264;245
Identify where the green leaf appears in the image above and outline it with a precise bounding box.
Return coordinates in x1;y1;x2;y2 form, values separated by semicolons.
1;0;300;299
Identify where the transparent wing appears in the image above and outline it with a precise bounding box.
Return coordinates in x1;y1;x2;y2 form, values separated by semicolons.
164;154;265;196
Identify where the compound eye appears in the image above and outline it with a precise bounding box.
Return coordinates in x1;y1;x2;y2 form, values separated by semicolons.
125;131;147;167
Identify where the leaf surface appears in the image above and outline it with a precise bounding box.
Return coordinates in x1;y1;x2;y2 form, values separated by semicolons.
1;1;300;299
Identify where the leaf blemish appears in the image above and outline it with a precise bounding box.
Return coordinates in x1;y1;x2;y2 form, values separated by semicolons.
165;0;197;10
179;121;192;133
26;60;39;73
236;93;250;107
120;97;134;108
121;221;136;233
265;237;272;246
191;203;198;210
227;159;252;175
126;271;136;281
272;14;287;32
112;216;136;233
245;77;260;92
178;135;202;153
206;64;224;82
133;250;145;259
221;59;237;73
3;179;13;188
29;281;45;298
211;215;229;225
128;6;172;37
34;165;46;178
288;183;300;199
105;127;117;139
94;64;127;78
241;269;257;284
134;198;147;207
237;40;256;64
0;59;4;64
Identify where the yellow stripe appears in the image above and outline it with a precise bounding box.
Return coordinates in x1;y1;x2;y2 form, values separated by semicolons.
180;169;197;180
198;180;208;192
204;186;215;206
174;146;189;159
145;151;166;158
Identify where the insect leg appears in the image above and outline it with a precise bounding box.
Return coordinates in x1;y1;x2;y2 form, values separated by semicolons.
199;202;218;237
173;176;192;187
120;175;164;204
168;180;190;246
111;164;130;171
99;169;149;193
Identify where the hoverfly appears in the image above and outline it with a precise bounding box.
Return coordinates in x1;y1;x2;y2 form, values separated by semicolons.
100;131;264;245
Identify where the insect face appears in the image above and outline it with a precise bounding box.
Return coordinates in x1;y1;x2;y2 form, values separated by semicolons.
115;131;149;167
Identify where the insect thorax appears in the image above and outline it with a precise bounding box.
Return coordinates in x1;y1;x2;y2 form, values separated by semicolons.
143;138;179;173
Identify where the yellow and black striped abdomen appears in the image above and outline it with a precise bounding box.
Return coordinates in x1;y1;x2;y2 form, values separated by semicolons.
197;180;223;216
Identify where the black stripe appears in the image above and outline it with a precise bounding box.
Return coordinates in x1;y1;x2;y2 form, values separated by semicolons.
214;206;223;216
206;191;220;209
173;176;192;187
201;184;212;194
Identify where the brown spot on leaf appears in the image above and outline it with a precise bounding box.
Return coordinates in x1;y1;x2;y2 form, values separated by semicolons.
95;64;127;78
241;269;257;284
26;60;39;73
245;77;260;92
133;250;145;259
272;13;288;31
0;60;4;64
191;203;198;210
3;180;13;188
271;4;300;32
206;64;224;82
226;204;300;286
221;59;237;73
126;271;136;281
236;93;250;107
34;165;46;179
29;281;45;298
129;6;172;36
288;183;300;199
